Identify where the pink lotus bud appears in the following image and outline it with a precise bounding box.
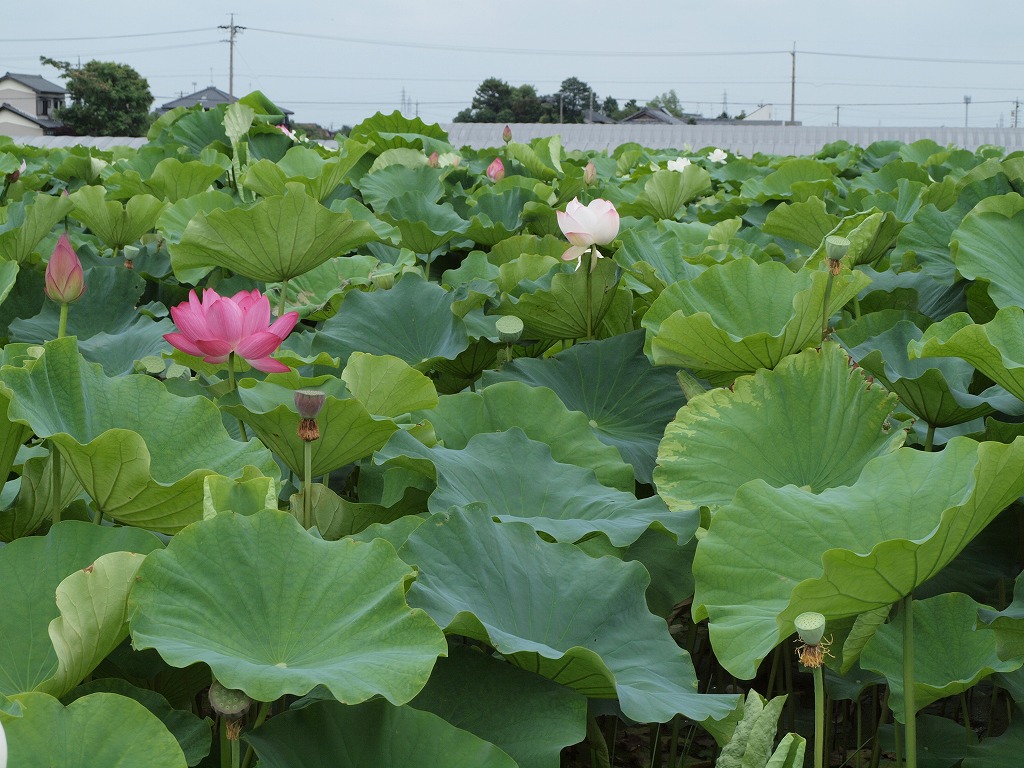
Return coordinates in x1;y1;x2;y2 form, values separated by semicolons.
583;161;596;186
486;157;505;182
277;124;298;141
502;124;512;144
427;151;440;168
45;233;85;304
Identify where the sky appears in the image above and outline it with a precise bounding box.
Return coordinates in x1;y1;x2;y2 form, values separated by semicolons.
4;1;1024;131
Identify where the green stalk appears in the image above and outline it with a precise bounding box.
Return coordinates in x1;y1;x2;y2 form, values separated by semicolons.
278;278;289;319
903;594;917;768
302;439;313;530
57;302;69;340
230;735;241;768
821;271;836;341
240;702;273;768
585;248;594;341
586;716;611;768
924;423;935;453
50;442;62;526
960;691;971;744
813;666;825;768
226;352;248;441
219;718;230;768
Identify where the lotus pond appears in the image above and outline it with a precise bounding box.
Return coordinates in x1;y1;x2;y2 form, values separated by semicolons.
2;96;1024;767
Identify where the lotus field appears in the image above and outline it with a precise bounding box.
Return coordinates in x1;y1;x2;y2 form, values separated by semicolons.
4;95;1024;768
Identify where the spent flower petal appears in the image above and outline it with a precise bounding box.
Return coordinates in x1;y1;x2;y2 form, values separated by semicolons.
45;233;85;304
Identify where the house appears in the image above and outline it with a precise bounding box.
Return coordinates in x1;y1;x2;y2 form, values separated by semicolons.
619;106;687;125
158;86;238;114
0;72;66;136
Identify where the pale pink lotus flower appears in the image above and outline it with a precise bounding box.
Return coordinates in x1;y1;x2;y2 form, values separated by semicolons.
427;151;440;168
667;157;691;172
583;161;597;185
557;197;620;270
163;288;299;373
707;148;728;163
486;157;505;182
45;233;85;304
277;124;299;141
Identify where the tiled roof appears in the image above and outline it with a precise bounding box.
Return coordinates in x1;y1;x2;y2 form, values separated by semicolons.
1;72;66;95
0;102;63;129
160;86;237;111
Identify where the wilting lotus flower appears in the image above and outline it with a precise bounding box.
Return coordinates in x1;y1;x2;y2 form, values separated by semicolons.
667;157;691;172
557;197;620;270
5;159;25;185
707;148;728;163
163;288;299;373
486;157;505;182
502;124;512;144
427;151;440;168
277;124;299;141
45;233;85;304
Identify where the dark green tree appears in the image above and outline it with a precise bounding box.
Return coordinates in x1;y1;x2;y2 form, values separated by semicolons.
41;57;152;136
454;77;515;122
510;84;545;123
646;89;685;118
601;96;619;117
557;77;595;123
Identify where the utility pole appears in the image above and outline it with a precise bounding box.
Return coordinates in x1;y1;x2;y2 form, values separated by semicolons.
589;90;594;123
789;43;796;125
559;93;564;124
218;13;245;97
1014;99;1020;128
964;95;971;128
722;90;728;118
836;105;840;126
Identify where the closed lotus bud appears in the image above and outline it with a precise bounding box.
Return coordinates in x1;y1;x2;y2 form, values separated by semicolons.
502;124;512;144
45;233;85;304
583;161;596;186
209;680;252;717
496;315;524;344
486;157;505;183
427;151;439;168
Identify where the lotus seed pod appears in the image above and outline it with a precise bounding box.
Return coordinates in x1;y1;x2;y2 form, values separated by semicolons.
794;611;826;646
208;680;251;717
294;389;326;419
495;315;524;344
371;270;395;290
824;235;850;262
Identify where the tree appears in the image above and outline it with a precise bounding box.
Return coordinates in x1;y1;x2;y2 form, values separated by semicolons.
557;77;595;123
602;96;619;117
41;57;152;136
454;77;514;123
646;89;685;118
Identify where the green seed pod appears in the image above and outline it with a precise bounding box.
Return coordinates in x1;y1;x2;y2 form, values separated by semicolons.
824;235;850;262
794;611;827;646
496;315;524;344
208;680;251;717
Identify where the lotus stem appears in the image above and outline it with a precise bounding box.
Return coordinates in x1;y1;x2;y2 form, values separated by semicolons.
585;249;594;341
240;702;272;768
821;271;835;341
50;442;62;526
226;353;249;441
924;424;935;453
586;716;611;768
278;279;289;319
813;666;825;768
960;691;971;743
57;302;69;340
302;440;313;530
903;593;917;768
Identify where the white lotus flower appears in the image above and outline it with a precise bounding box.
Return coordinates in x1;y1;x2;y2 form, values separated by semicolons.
707;148;729;163
667;157;692;172
1;718;7;768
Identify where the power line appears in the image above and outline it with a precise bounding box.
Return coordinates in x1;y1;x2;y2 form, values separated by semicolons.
0;28;212;43
798;49;1024;66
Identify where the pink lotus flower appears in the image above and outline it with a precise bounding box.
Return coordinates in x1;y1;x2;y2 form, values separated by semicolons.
427;151;440;168
583;161;596;186
45;233;85;304
164;289;299;373
277;124;299;141
486;157;505;182
557;197;620;268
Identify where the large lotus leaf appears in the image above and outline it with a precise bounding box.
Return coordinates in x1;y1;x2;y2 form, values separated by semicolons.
311;274;470;368
656;344;903;510
418;380;634;491
978;570;1024;661
169;183;377;284
613;226;704;291
0;192;74;263
376;428;692;546
222;374;397;478
128;510;446;704
356;165;445;210
104;156;228;203
241;142;369;202
349;110;453;155
0;447;83;542
1;692;186;768
380;192;469;255
860;593;1020;723
341;351;438;418
643;259;871;385
951;193;1024;308
839;314;1022;427
0;520;161;696
400;507;737;723
963;715;1024;767
692;436;1024;678
630;167;712;220
155;190;237;248
908;309;1024;402
482;331;684;484
267;254;377;320
0;337;279;532
409;646;586;768
245;698;516;768
762;197;841;248
810;210;903;268
65;679;210;767
494;257;623;340
739;158;836;203
69;186;168;250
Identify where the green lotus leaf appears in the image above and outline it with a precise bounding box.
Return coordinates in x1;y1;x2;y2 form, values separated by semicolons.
908;309;1024;402
0;191;74;263
717;691;789;768
203;470;277;518
494;257;623;340
409;645;586;768
963;709;1024;767
0;337;280;532
643;259;871;385
418;380;634;491
860;593;1020;723
0;520;161;696
241;142;369;202
400;507;737;722
613;225;704;291
762;197;841;248
630;167;712;220
810;209;903;268
380;192;469;255
356;165;445;210
128;510;446;704
376;428;692;546
0;446;83;542
65;679;210;767
978;570;1024;661
222;374;398;478
693;436;1024;678
155;190;237;248
104;156;228;203
369;146;429;171
311;273;470;368
267;254;377;320
341;351;438;418
348;110;453;155
1;692;186;768
951;193;1024;308
245;698;516;768
169;183;378;284
506;136;562;180
482;331;684;484
739;158;836;203
839;314;1023;428
656;344;903;510
69;185;168;250
489;232;568;265
462;188;537;247
302;482;409;540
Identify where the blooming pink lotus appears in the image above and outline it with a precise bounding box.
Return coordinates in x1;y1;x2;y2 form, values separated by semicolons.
557;197;620;268
164;289;299;373
45;233;85;304
486;157;505;182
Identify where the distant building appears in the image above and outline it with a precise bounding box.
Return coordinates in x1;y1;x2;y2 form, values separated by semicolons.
158;86;294;124
0;72;66;136
620;106;688;125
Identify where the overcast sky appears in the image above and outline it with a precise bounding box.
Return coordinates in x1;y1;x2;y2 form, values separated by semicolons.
5;1;1024;130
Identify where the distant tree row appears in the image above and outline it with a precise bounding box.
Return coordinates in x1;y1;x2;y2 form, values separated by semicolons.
453;77;639;124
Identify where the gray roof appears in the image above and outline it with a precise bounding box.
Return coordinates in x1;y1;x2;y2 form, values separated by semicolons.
0;102;63;129
619;106;683;125
1;72;65;95
160;86;237;112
